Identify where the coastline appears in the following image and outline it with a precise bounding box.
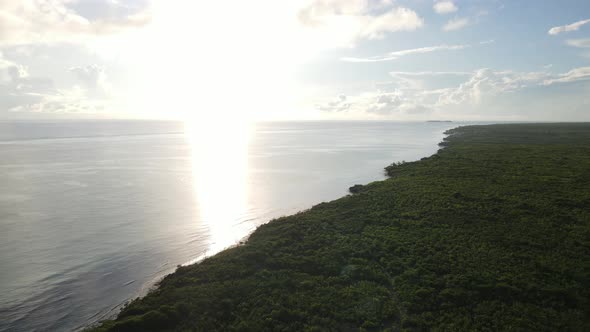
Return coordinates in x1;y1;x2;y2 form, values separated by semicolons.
92;123;590;331
83;124;459;330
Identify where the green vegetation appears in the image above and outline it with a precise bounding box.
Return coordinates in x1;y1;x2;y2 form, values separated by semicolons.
93;123;590;331
348;184;366;194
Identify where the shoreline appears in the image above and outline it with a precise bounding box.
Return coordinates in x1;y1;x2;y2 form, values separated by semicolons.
83;124;459;330
92;122;590;331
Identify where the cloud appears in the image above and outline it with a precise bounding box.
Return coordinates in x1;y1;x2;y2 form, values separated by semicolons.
443;17;469;31
386;71;472;90
297;0;423;47
317;89;434;117
317;67;588;118
317;94;351;112
543;67;590;85
548;18;590;35
0;53;113;117
0;52;57;111
7;86;115;117
433;1;458;15
389;71;471;77
0;0;152;46
437;69;551;106
342;44;469;62
0;53;29;83
69;65;111;98
341;40;494;62
360;7;425;39
565;39;590;48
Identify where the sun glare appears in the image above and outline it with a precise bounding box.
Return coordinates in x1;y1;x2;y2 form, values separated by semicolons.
127;0;329;256
184;119;253;255
120;1;317;122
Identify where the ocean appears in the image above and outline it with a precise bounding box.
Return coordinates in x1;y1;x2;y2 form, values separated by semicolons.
0;120;460;331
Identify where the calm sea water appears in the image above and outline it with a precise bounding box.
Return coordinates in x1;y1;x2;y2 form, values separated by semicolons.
0;120;460;331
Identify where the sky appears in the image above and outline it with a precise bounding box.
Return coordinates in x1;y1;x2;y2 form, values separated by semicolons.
0;0;590;121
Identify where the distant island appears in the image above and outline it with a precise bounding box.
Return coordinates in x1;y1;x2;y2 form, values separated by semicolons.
92;123;590;331
426;120;453;122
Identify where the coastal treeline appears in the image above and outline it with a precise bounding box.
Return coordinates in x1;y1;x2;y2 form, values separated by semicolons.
93;123;590;331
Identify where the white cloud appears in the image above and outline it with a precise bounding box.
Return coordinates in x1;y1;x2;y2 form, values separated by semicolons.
0;52;56;111
317;67;590;118
0;53;114;117
443;17;469;31
543;67;590;85
565;39;590;48
0;53;29;83
8;88;105;115
387;71;471;90
389;71;471;77
341;40;494;62
317;94;351;112
0;0;151;46
342;44;469;62
297;0;423;47
433;1;458;15
317;89;433;117
548;18;590;35
437;69;551;106
69;65;112;98
360;7;425;39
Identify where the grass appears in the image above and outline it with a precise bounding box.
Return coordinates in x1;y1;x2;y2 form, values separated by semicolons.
92;123;590;331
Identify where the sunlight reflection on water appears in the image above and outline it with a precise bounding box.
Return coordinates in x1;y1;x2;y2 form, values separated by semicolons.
185;121;253;256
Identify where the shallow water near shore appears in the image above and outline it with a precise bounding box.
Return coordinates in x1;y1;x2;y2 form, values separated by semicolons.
0;120;463;331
